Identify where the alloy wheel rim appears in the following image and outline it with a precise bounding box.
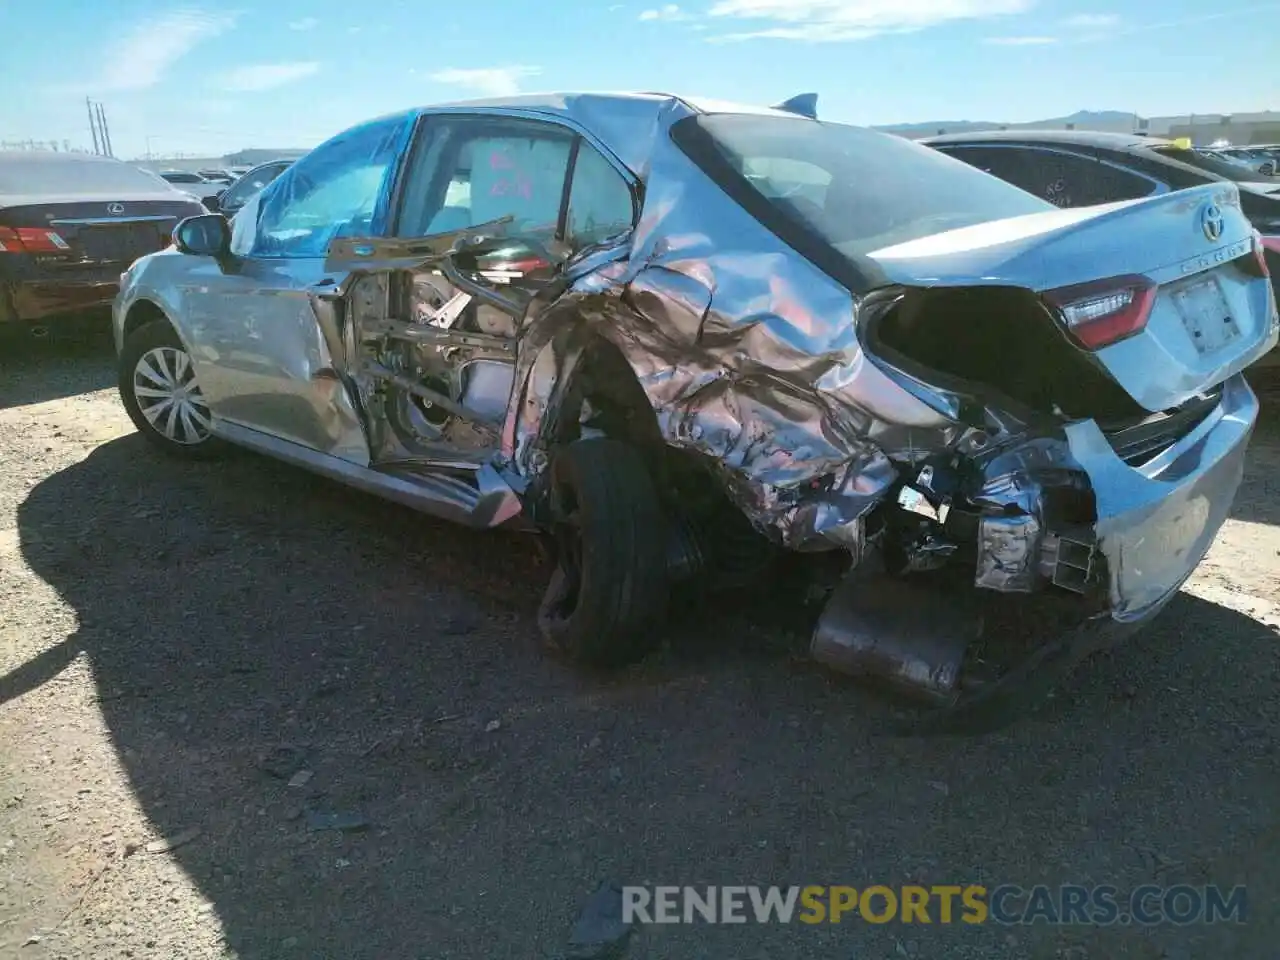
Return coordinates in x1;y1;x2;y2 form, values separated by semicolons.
133;346;212;444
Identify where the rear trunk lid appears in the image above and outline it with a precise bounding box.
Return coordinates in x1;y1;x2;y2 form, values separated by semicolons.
867;183;1279;413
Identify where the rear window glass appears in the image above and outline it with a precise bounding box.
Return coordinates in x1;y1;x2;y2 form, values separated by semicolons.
672;114;1052;266
1150;146;1272;183
0;157;172;195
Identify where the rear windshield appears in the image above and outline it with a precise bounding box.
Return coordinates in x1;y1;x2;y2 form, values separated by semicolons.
0;156;172;195
671;114;1052;272
1151;146;1273;183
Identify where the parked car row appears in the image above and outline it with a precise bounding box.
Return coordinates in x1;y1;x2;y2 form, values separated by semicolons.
153;162;294;214
0;152;295;333
1217;145;1280;177
104;92;1278;726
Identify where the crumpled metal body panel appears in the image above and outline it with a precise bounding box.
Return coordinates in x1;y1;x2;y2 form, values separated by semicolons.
1065;373;1256;622
505;107;961;549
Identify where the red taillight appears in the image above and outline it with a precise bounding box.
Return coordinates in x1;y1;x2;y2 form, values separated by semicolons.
1043;274;1157;350
1242;233;1277;279
1261;235;1280;275
0;226;71;255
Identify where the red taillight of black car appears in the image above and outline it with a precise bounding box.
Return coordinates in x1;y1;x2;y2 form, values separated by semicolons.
1043;274;1158;350
0;226;73;255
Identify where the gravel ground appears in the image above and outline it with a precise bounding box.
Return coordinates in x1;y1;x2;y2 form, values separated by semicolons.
1;332;1278;960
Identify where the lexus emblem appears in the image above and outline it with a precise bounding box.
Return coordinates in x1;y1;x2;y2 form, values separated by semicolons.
107;202;125;215
1201;203;1224;242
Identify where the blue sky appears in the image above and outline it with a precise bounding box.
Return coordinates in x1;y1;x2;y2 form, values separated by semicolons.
2;0;1278;159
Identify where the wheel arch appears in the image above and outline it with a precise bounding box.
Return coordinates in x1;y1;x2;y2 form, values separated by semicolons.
506;311;666;479
121;298;175;342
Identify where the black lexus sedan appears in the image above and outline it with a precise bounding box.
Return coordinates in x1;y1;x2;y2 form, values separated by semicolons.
0;151;206;334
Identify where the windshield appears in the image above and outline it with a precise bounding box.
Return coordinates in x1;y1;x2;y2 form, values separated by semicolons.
0;156;175;195
673;114;1053;266
161;172;206;183
1155;146;1273;182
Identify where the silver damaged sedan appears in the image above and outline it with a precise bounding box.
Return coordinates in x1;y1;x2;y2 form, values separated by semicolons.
113;93;1280;728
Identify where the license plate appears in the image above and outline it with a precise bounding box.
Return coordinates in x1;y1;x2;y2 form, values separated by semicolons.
1172;276;1239;355
80;223;163;262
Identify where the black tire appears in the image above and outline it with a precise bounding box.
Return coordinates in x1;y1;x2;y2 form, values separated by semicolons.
538;438;670;667
118;320;224;459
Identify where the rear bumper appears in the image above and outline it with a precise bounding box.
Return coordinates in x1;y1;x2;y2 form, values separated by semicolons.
1;278;119;323
1067;372;1257;623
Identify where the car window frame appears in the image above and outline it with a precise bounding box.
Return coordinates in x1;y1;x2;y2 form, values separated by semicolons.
245;112;417;261
387;109;641;253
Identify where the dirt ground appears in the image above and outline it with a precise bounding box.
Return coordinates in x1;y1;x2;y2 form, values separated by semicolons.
1;332;1278;960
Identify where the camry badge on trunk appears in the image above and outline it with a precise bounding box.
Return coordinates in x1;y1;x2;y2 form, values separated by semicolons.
1201;203;1224;242
107;202;125;215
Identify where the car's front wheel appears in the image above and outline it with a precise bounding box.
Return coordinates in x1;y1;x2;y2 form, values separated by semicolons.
538;438;670;667
118;320;223;458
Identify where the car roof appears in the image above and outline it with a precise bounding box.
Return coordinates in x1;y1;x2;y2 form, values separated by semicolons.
0;149;134;165
920;129;1164;151
356;92;805;175
418;90;788;117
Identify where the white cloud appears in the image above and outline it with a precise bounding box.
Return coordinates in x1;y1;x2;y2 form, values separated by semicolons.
289;17;319;31
1064;13;1118;27
428;65;542;97
96;10;235;91
983;34;1058;45
219;62;321;92
707;0;1033;42
640;4;692;20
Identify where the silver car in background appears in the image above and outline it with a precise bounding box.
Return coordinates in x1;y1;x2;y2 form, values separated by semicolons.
112;93;1279;728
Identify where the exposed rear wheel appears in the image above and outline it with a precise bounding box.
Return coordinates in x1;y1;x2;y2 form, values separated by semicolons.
538;438;670;667
118;320;223;459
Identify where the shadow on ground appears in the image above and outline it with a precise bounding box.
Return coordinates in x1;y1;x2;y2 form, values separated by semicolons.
8;433;1280;958
0;324;116;409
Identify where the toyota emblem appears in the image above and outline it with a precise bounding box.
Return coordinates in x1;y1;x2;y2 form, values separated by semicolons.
1201;203;1224;242
107;202;125;215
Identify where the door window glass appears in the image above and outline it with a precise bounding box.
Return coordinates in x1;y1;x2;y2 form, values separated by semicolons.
566;144;635;246
396;118;575;240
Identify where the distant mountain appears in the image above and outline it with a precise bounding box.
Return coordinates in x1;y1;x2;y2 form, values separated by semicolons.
875;109;1142;138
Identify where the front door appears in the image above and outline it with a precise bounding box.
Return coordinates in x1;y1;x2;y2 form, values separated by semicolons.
179;114;413;460
375;112;639;462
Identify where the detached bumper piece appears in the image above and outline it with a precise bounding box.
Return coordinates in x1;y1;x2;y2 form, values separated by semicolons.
811;565;1143;735
811;564;980;706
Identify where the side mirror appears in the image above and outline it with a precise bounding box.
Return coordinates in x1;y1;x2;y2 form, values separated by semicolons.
203;191;222;213
174;214;231;258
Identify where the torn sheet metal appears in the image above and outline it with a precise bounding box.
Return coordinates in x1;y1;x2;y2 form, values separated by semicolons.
496;105;970;548
1065;373;1256;621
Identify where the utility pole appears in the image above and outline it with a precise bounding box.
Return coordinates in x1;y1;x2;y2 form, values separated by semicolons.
87;97;101;154
96;102;114;157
